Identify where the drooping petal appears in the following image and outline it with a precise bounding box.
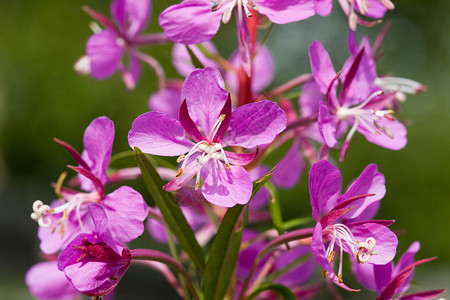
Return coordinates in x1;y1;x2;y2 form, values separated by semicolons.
128;111;194;156
318;101;339;147
181;67;229;138
222;100;287;148
355;0;388;19
350;260;378;291
271;143;304;188
336;164;385;221
87;29;124;79
159;0;223;44
201;161;252;207
101;186;148;243
26;261;79;300
257;0;316;24
309;41;337;95
357;118;407;150
309;160;341;222
112;0;150;36
80;117;114;191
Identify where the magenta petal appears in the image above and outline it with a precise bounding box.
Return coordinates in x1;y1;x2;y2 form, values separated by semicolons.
348;222;398;265
309;40;337;95
309;160;341;222
299;81;322;117
271;143;304;188
337;164;385;221
257;0;316;24
350;260;378;291
81;117;114;190
318;101;338;147
273;246;316;286
393;241;421;294
26;261;79;300
201;162;252;207
222;100;287;148
172;42;221;77
356;0;388;18
164;158;200;191
226;44;275;95
159;0;222;44
128;111;194;156
101;186;148;243
224;149;258;166
87;29;123;79
111;0;150;36
148;85;182;119
315;0;333;16
179;99;206;143
357;118;407;150
181;67;229;138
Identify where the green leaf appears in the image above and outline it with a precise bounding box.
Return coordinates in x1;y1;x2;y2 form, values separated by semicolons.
266;181;285;235
203;204;245;300
134;147;206;273
251;172;273;199
248;283;297;300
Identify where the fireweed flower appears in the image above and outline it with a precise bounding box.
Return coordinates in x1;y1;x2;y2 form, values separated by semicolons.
351;241;444;299
309;40;407;161
128;67;286;207
315;0;395;30
57;204;132;297
31;117;148;254
309;160;397;290
76;0;167;89
159;0;316;44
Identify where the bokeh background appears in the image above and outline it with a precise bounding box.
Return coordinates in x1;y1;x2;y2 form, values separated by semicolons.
0;0;448;299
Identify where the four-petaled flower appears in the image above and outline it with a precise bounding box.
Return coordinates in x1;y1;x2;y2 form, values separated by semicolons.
309;40;407;161
309;160;398;290
31;117;148;254
129;67;286;207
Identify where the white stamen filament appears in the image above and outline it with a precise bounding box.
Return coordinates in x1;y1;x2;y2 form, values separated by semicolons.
323;224;379;280
375;76;426;95
213;0;258;23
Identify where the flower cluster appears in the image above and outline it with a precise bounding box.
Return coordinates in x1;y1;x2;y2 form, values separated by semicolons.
26;0;443;299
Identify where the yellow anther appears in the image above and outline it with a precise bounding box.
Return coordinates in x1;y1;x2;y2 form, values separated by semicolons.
338;273;343;283
195;182;200;190
176;168;183;178
219;114;226;121
63;209;68;220
327;251;335;263
177;154;185;163
225;163;231;170
322;269;327;278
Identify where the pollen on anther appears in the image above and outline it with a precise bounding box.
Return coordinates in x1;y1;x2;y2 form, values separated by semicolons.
195;182;200;190
328;251;335;263
338;273;343;283
322;269;327;278
225;163;231;171
219;114;226;121
177;154;185;163
176;168;183;178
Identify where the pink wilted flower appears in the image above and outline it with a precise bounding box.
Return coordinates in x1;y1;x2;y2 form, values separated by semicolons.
76;0;167;89
57;204;132;297
128;67;286;207
159;0;316;44
315;0;394;30
309;160;398;290
31;117;148;254
309;40;407;161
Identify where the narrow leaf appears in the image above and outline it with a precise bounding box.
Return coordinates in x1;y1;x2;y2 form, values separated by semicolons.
134;147;205;273
266;182;285;235
203;204;245;300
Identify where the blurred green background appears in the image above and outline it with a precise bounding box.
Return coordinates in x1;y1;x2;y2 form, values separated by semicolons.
0;0;448;299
